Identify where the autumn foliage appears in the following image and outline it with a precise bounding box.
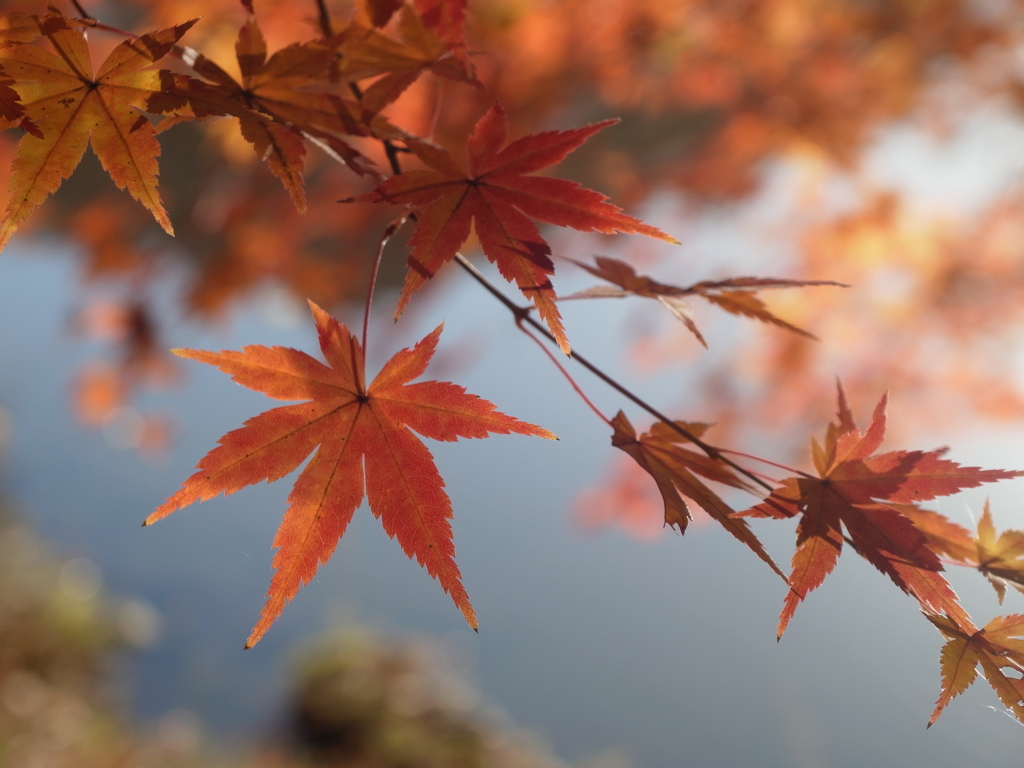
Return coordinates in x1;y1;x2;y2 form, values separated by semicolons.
144;301;554;647
4;0;1024;730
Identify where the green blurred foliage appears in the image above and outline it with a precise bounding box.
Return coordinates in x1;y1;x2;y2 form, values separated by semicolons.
0;487;624;768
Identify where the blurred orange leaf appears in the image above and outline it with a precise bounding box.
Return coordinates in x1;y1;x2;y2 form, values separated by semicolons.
0;15;195;253
338;3;477;114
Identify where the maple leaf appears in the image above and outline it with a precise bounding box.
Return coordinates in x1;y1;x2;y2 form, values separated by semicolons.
337;3;477;115
414;0;468;50
906;501;1024;603
0;17;196;253
609;410;786;580
0;64;40;138
346;101;679;353
361;0;405;28
567;256;844;347
145;301;555;648
925;612;1024;726
897;505;977;564
162;14;387;210
740;383;1021;638
0;9;70;47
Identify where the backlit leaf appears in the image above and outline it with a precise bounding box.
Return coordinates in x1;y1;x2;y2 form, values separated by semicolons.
0;17;196;253
347;102;679;353
740;383;1020;637
146;301;555;647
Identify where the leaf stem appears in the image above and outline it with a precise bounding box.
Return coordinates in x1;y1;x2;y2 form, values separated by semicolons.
68;0;94;20
718;448;815;479
313;0;334;37
362;215;409;356
514;317;611;427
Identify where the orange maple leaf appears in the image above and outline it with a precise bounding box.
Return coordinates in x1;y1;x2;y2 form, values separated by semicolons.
925;612;1024;726
0;9;71;47
740;384;1021;638
346;101;679;353
0;16;195;253
360;0;405;28
0;64;39;137
609;410;786;580
414;0;468;51
164;13;386;211
907;500;1024;603
337;3;477;115
145;301;555;647
361;0;469;60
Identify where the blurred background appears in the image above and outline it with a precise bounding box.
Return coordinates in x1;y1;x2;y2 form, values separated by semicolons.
3;0;1024;765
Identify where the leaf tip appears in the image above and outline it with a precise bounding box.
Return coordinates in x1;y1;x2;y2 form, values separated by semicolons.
245;625;267;649
307;299;337;335
529;425;558;441
460;601;478;631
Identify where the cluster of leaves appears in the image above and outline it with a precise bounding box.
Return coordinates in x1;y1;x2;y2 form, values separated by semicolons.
461;0;1024;441
610;379;1024;723
2;0;1024;731
3;0;1021;432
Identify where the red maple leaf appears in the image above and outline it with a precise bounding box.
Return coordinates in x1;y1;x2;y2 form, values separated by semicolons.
414;0;468;51
739;383;1021;638
145;301;555;647
610;411;786;580
346;101;679;353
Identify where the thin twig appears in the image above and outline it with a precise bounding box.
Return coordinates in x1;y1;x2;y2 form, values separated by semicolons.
452;254;775;493
514;317;611;426
362;215;409;355
314;0;334;37
718;448;814;480
68;0;94;20
67;0;777;497
344;83;404;176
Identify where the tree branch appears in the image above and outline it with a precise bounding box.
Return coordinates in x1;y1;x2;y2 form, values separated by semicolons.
452;254;775;493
